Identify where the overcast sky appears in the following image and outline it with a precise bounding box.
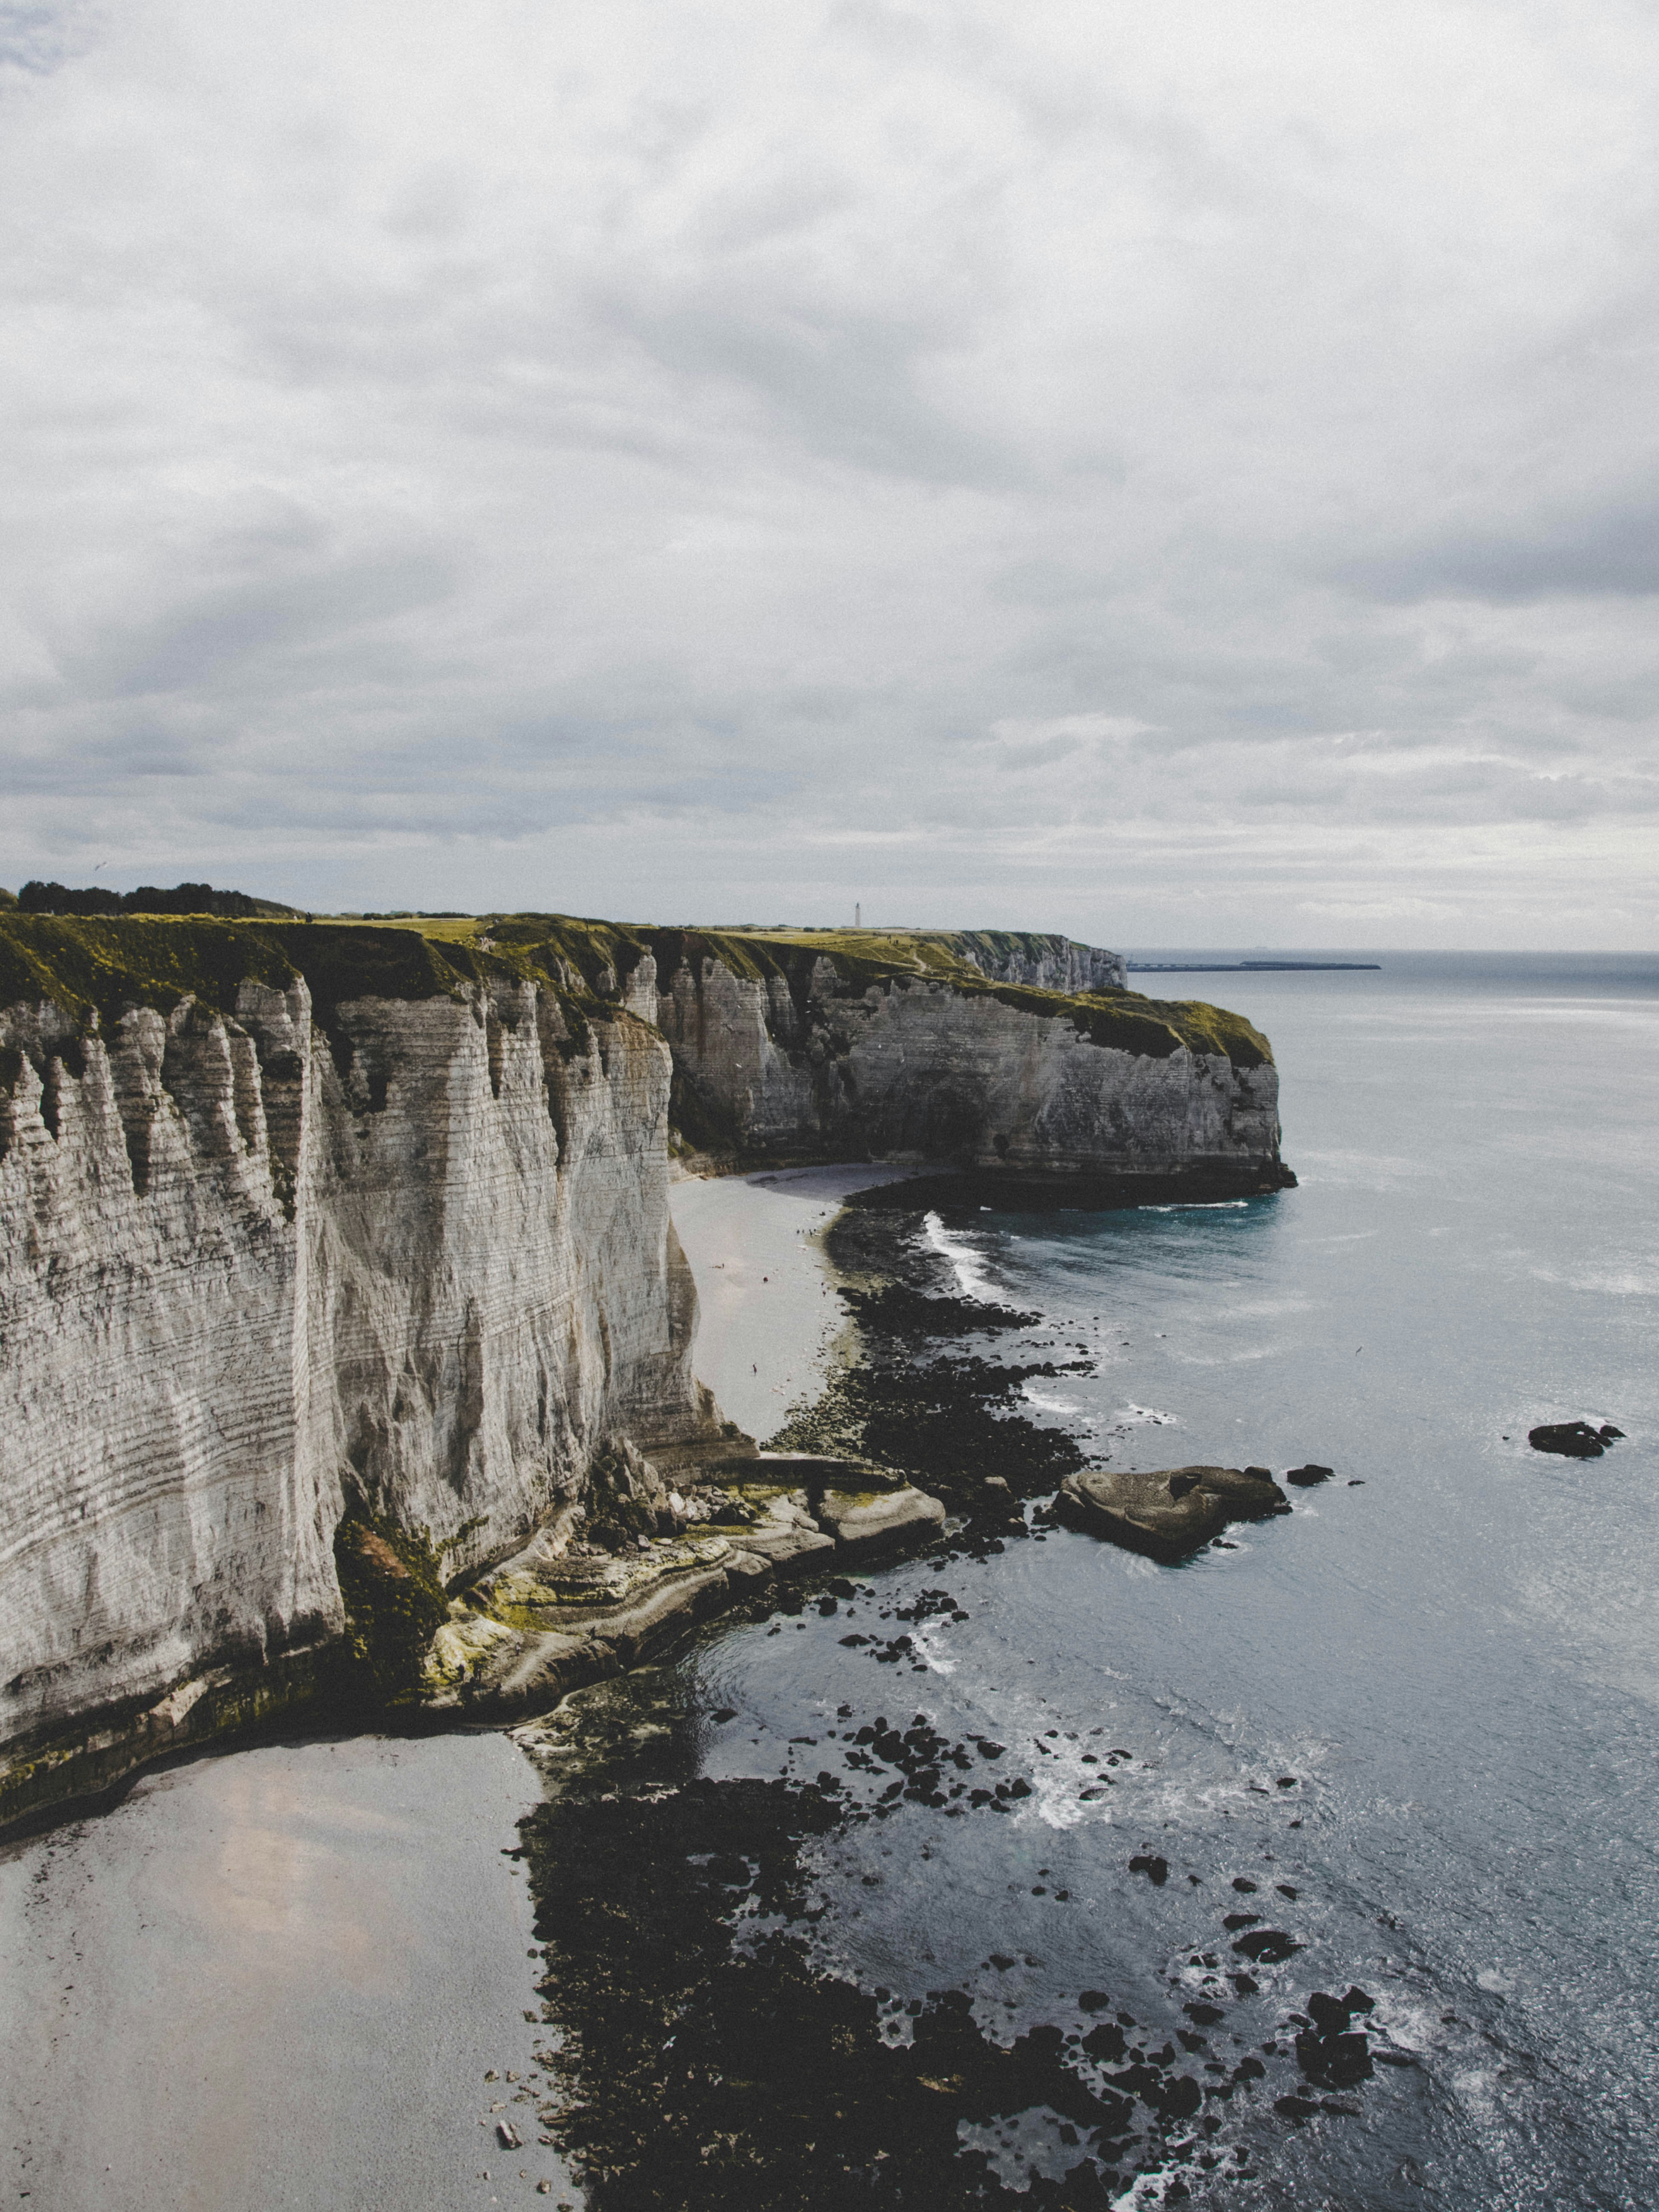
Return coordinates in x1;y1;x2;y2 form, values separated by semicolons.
3;1;1656;945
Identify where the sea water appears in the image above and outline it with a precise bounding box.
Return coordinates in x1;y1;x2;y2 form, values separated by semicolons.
667;952;1659;2207
6;955;1655;2209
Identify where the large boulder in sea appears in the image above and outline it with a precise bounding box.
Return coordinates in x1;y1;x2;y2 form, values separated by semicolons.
1055;1465;1291;1563
1529;1421;1621;1459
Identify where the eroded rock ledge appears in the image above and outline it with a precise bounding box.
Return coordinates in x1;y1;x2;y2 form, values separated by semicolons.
420;1446;945;1719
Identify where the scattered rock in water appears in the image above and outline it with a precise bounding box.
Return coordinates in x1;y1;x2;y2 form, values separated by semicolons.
1129;1853;1170;1886
1528;1421;1621;1458
1283;1464;1334;1487
1232;1928;1302;1964
519;1766;1218;2203
1082;2020;1128;2063
1295;1988;1376;2090
1055;1465;1291;1563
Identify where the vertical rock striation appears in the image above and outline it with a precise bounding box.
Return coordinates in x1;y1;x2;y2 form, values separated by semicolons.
942;929;1128;995
633;936;1283;1187
0;926;709;1818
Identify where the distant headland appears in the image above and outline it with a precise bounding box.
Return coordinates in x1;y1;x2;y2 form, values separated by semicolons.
1127;960;1381;973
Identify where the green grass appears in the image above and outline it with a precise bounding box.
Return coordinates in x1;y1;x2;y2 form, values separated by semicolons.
0;914;609;1037
308;913;487;943
0;910;1272;1069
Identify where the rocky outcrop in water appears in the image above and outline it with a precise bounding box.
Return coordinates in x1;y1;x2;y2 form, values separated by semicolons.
1055;1465;1292;1562
1528;1421;1621;1458
425;1456;946;1716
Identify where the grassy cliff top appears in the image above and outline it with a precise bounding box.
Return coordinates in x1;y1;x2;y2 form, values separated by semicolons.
486;915;1271;1068
0;914;612;1036
0;911;1270;1069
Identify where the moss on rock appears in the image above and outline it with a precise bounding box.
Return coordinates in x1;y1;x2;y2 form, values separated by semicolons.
333;1510;450;1705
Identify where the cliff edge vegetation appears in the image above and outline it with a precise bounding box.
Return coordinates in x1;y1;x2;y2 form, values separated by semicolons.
481;914;1272;1071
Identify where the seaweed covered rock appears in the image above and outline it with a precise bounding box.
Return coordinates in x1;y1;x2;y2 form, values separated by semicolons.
1056;1465;1291;1564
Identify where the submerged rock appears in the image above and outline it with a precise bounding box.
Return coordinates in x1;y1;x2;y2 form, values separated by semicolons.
1055;1465;1291;1563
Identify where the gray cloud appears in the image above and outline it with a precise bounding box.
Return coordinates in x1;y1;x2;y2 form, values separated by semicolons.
2;0;1658;945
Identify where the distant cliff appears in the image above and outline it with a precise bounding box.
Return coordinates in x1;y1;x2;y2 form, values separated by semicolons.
0;912;1288;1825
941;929;1127;996
486;918;1282;1187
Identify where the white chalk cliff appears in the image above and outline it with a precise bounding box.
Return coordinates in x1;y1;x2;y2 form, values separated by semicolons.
0;942;711;1817
0;914;1287;1822
650;952;1280;1176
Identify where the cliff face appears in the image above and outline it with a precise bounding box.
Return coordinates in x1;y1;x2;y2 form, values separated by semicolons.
484;917;1283;1186
0;910;1287;1821
645;947;1280;1184
943;930;1128;996
0;923;707;1798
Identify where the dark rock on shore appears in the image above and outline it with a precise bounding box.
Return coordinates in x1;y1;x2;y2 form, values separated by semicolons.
520;1766;1199;2206
1528;1421;1622;1458
1055;1465;1291;1563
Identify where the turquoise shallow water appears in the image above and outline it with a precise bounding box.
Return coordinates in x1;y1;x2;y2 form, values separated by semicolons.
676;953;1659;2207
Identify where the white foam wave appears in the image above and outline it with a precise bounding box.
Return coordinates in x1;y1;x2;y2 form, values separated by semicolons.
1139;1198;1250;1213
908;1627;957;1676
921;1211;1002;1301
1022;1386;1081;1416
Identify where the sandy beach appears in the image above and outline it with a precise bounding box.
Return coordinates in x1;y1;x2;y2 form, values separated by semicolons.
0;1731;566;2212
0;1166;922;2212
669;1164;925;1443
